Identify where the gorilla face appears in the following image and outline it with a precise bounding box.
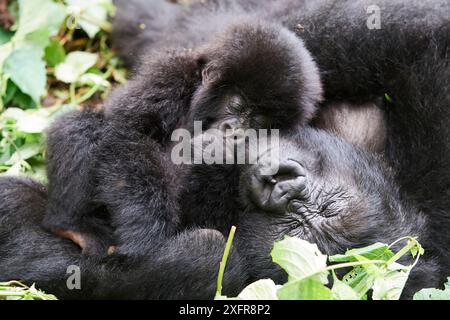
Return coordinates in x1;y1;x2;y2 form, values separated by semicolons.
184;20;323;134
237;128;428;282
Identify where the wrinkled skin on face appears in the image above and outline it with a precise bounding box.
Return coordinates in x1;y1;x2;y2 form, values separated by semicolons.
236;128;430;291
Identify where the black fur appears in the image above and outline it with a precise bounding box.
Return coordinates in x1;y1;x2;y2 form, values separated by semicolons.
235;129;442;299
0;177;245;299
0;0;448;299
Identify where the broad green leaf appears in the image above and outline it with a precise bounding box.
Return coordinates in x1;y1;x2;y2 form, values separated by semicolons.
271;236;329;284
23;28;51;53
2;108;50;133
342;266;376;299
55;51;98;83
3;48;46;103
331;275;359;300
4;161;23;176
66;0;113;38
11;89;37;109
5;142;41;165
15;0;66;41
414;277;450;300
45;41;66;67
329;242;394;263
277;278;332;300
238;279;279;300
372;265;410;300
77;73;110;88
0;43;13;72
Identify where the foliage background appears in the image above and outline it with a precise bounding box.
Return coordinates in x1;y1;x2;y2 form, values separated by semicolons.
0;0;125;182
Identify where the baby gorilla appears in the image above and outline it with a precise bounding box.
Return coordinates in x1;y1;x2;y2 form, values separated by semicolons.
42;21;323;256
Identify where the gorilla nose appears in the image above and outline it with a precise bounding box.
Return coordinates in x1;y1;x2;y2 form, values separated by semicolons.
248;158;308;213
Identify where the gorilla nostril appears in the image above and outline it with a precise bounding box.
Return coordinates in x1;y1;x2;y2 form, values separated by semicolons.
274;158;306;181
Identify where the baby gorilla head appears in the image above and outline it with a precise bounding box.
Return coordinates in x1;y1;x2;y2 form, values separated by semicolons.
236;127;430;292
185;20;323;135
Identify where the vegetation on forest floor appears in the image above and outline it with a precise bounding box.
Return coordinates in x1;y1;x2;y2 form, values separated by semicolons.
0;0;125;182
216;231;449;300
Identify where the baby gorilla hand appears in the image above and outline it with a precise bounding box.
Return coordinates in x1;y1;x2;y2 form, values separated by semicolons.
246;158;308;213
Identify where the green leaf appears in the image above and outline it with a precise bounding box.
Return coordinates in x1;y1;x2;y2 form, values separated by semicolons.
24;29;51;53
15;0;66;43
2;80;17;105
414;277;450;300
45;41;66;67
77;73;110;88
271;236;329;284
55;51;98;83
11;89;37;109
4;161;23;176
277;278;332;300
372;264;410;300
0;43;13;72
409;238;425;258
3;48;46;104
66;0;113;38
331;273;359;300
2;108;50;133
237;279;279;300
329;242;394;263
341;266;376;299
0;28;13;45
5;142;41;165
0;281;57;300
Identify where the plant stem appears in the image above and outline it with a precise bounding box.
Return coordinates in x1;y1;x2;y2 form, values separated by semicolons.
324;260;387;274
80;14;113;33
216;226;237;297
74;66;114;105
69;82;76;105
387;239;417;265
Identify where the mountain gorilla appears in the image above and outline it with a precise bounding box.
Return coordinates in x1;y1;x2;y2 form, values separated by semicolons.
0;0;448;299
42;13;323;256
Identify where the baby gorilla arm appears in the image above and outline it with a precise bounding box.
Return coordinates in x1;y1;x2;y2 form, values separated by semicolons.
94;131;182;255
43;110;115;255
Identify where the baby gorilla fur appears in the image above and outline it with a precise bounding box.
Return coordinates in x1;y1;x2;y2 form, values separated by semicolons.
0;0;448;299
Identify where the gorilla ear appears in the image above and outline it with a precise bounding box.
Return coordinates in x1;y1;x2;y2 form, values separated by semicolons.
312;102;387;153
